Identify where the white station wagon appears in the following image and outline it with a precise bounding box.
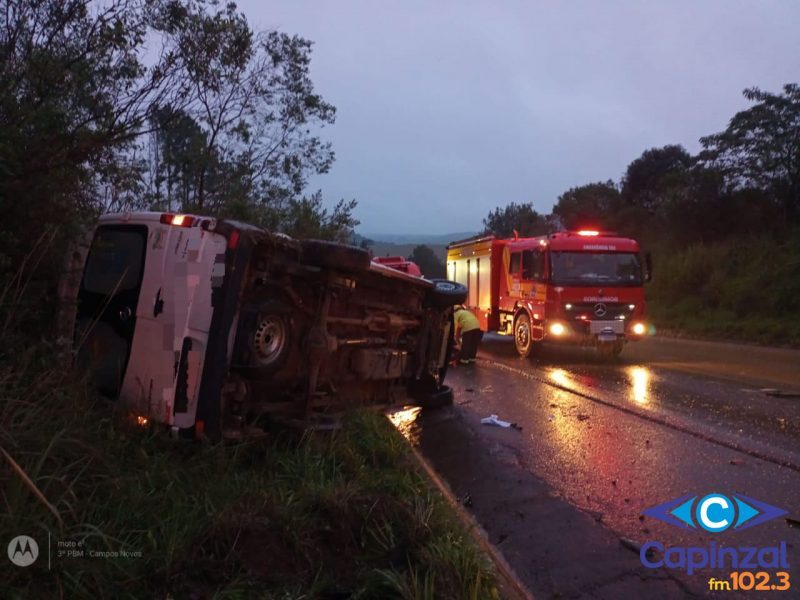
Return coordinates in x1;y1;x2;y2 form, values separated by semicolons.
59;212;466;438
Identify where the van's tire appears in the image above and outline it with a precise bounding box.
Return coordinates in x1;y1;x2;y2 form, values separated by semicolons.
427;279;468;307
437;314;456;382
251;299;293;374
415;384;454;409
514;312;537;358
300;239;370;272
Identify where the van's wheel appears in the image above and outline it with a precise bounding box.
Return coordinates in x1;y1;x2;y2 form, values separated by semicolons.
427;279;468;308
300;239;371;272
514;312;537;358
437;313;456;382
251;299;293;374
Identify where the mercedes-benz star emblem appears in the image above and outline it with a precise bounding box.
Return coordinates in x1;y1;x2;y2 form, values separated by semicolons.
594;303;607;317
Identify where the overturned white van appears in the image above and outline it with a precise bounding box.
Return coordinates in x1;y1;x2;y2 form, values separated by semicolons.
59;212;466;438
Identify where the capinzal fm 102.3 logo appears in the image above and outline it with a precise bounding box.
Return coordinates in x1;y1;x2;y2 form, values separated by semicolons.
639;493;791;578
644;492;787;532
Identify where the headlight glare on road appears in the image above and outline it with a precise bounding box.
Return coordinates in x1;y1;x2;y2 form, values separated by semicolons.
632;322;646;336
549;322;567;336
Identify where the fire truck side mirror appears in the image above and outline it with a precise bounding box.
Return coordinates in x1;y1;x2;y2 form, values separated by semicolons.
644;251;653;282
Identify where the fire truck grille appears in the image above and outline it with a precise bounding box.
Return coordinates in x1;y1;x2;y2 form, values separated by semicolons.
566;302;630;320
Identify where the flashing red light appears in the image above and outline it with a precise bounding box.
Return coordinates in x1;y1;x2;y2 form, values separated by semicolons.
160;214;194;227
577;230;600;237
227;230;240;249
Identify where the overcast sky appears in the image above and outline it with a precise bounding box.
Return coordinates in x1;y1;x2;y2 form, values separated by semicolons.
236;1;799;235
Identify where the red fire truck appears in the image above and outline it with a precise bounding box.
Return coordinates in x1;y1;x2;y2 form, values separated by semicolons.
446;230;651;357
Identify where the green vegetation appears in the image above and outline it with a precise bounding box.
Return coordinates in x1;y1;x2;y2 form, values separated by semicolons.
1;355;498;598
647;229;800;346
483;84;800;346
0;6;498;595
407;245;446;279
0;0;357;292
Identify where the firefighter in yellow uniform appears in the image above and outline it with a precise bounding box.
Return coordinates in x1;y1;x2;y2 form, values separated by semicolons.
453;306;483;365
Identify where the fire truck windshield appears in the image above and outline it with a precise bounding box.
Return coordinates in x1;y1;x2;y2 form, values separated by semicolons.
550;251;643;286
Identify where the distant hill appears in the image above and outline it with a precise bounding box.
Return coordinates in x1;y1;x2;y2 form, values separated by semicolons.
358;231;479;245
351;231;477;262
369;242;448;261
349;231;480;261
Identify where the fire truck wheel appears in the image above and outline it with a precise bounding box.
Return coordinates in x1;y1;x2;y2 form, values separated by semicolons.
514;312;537;358
251;299;294;374
300;239;371;272
416;385;454;409
427;279;468;307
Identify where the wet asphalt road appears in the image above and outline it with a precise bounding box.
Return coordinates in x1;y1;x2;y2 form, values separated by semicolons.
398;336;800;598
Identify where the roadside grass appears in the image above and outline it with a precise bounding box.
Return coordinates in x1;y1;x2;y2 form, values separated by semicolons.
0;349;499;599
647;229;800;347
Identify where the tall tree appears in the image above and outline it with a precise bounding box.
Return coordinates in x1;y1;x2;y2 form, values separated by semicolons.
552;180;620;231
278;191;359;243
483;202;549;238
0;0;188;275
407;245;445;279
698;83;800;222
621;145;693;215
165;2;336;213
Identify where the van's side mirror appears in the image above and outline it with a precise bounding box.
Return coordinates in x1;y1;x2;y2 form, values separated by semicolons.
644;251;653;282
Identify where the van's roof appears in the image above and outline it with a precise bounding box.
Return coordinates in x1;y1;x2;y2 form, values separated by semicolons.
97;212;434;287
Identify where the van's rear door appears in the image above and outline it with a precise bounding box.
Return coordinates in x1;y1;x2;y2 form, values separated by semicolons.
75;225;147;397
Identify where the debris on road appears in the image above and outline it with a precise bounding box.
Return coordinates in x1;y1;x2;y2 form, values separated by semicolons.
577;413;590;421
482;414;511;427
481;414;522;431
729;459;745;466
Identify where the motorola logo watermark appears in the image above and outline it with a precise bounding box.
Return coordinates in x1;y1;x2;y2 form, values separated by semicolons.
7;535;39;567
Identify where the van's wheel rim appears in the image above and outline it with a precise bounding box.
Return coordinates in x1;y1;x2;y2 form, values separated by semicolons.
254;316;287;365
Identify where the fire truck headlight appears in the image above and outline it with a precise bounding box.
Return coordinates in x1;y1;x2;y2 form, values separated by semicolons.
549;322;567;336
631;322;646;336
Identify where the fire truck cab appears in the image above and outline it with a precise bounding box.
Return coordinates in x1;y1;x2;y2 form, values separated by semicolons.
446;230;651;357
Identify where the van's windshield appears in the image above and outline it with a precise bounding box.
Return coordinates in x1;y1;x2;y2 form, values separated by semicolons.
550;251;642;286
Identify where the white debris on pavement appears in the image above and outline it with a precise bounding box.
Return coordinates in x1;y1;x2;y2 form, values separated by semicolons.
481;414;512;428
